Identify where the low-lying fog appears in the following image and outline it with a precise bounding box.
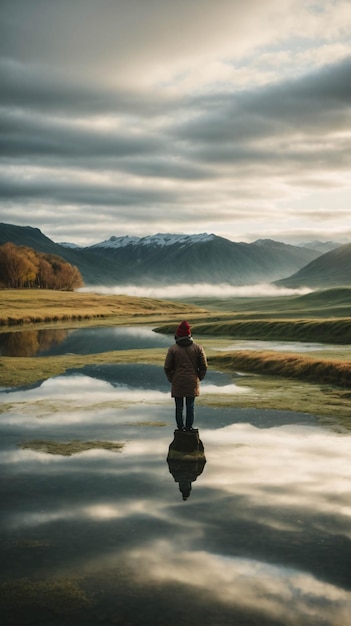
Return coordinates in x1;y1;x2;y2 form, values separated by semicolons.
79;283;312;298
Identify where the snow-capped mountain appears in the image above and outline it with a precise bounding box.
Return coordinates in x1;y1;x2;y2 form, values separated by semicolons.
89;233;215;249
58;241;82;249
3;223;346;287
85;232;321;286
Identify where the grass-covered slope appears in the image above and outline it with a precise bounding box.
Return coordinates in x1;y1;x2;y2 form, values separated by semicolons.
0;289;206;326
276;243;351;288
181;287;351;318
191;319;351;343
209;351;351;388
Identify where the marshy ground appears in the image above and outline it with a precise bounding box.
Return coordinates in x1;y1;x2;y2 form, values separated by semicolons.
1;288;350;426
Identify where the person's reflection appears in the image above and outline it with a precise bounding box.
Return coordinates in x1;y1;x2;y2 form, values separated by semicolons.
167;428;206;500
167;459;206;500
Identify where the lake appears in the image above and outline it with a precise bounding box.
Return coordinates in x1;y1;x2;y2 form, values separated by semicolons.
0;326;350;625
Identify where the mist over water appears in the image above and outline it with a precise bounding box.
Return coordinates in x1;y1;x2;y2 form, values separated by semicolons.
79;283;312;298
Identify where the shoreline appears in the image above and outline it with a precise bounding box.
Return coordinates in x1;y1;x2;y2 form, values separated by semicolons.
1;290;350;424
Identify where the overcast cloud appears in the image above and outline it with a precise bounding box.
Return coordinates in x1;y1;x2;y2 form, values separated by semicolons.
0;0;350;245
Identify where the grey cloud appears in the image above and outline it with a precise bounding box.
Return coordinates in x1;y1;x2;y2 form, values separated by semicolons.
0;110;162;158
0;175;180;207
176;57;351;146
188;138;351;172
0;109;213;181
0;1;350;243
243;57;351;121
162;58;351;177
0;59;173;116
0;0;278;80
2;55;349;183
116;158;213;181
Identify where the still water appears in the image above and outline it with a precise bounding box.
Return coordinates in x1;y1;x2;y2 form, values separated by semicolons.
0;325;172;357
0;329;350;625
0;325;348;358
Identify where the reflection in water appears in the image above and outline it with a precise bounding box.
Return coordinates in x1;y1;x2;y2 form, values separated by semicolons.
0;325;172;357
0;363;351;625
126;541;351;625
218;338;350;353
4;324;348;361
0;328;68;356
168;459;206;500
167;428;206;500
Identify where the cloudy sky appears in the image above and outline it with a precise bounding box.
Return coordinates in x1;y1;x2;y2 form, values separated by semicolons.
1;0;350;246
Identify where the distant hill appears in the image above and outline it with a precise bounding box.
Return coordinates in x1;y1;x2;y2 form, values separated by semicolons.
0;222;324;286
297;240;342;254
0;223;123;284
0;224;62;255
184;287;351;318
276;243;351;288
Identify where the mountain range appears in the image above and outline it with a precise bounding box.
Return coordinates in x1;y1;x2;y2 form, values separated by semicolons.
0;222;349;288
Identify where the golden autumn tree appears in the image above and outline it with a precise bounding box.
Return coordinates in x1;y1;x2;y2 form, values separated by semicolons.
0;242;37;287
40;254;83;290
37;256;54;288
0;243;84;290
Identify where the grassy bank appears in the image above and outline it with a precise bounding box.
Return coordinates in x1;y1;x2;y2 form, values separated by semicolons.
1;347;350;424
0;289;206;327
198;372;351;428
155;318;351;344
198;318;351;343
19;440;125;456
209;351;351;387
2;345;349;390
0;348;166;388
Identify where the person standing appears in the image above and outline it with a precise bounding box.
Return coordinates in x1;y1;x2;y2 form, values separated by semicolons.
164;320;208;431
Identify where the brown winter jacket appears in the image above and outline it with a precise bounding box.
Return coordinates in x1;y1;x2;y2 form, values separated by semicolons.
164;337;208;397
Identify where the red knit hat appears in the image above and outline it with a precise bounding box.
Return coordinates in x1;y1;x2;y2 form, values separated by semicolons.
175;320;191;337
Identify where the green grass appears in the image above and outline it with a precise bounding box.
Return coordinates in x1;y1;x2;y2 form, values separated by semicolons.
179;287;351;318
18;439;125;456
0;348;166;388
155;318;351;343
209;351;351;386
197;372;351;428
0;577;91;612
0;289;206;326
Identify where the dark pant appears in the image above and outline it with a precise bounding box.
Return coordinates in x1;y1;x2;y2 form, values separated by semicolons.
174;396;195;430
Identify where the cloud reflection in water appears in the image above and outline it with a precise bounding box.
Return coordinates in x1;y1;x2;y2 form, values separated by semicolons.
1;372;250;427
125;542;351;625
1;363;350;624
